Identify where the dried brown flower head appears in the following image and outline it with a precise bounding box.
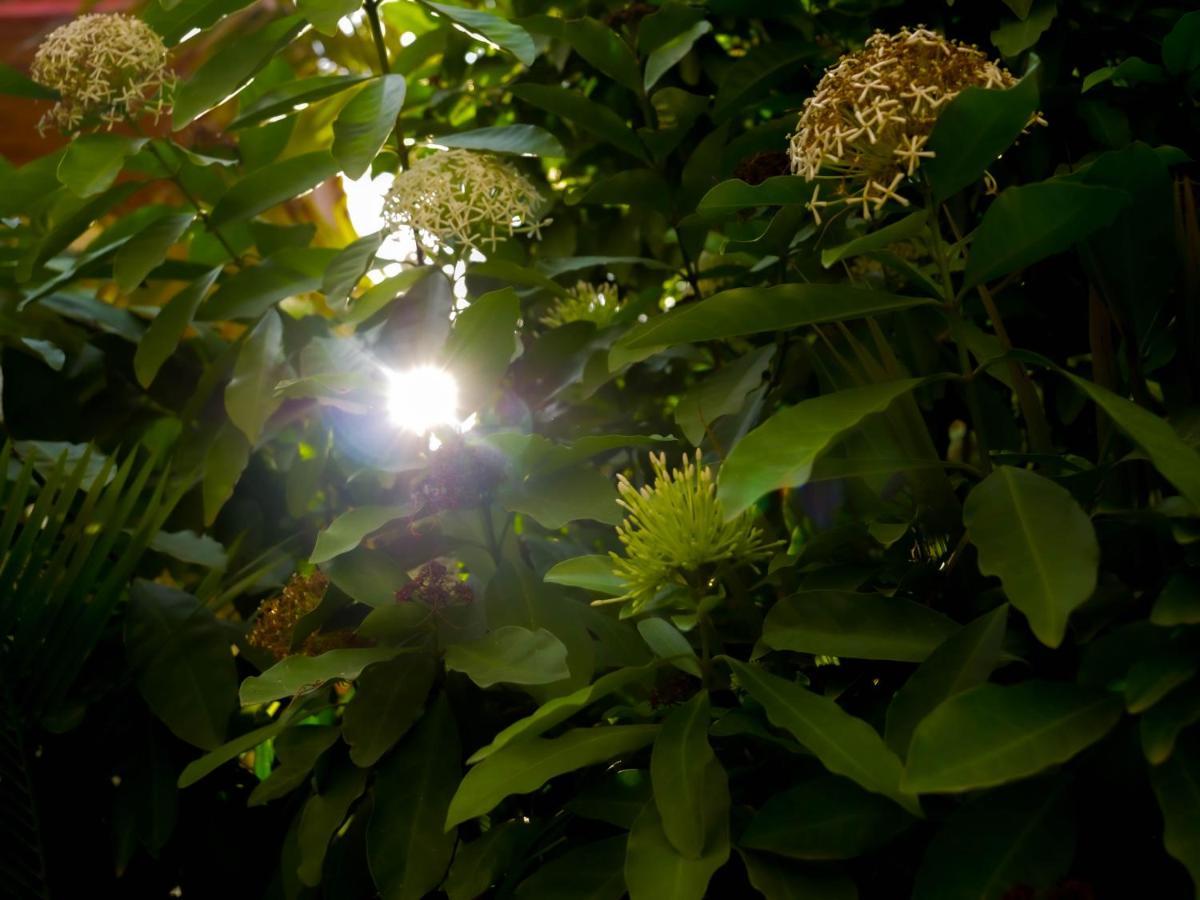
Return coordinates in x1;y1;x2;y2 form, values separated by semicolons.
382;149;546;254
247;571;365;661
413;441;506;513
31;13;173;134
395;560;473;609
733;151;793;186
789;27;1037;221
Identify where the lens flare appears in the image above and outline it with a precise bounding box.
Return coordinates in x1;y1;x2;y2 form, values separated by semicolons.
385;366;459;435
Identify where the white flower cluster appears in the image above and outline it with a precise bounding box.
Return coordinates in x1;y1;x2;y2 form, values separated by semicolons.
382;149;545;254
789;27;1038;221
32;13;173;134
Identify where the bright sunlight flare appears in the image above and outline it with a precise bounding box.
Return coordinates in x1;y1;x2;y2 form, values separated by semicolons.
385;366;460;435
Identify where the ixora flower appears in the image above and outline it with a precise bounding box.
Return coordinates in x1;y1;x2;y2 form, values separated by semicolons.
540;281;623;329
609;451;775;612
395;560;473;609
247;571;364;661
382;149;546;254
31;13;173;134
789;26;1039;221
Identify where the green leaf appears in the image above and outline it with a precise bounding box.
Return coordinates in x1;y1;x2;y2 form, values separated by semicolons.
962;180;1129;289
1150;731;1200;895
297;0;360;35
248;724;340;805
651;692;730;859
199;249;335;321
738;849;857;900
903;682;1122;793
1001;0;1034;17
149;529;228;568
239;647;405;706
511;84;647;160
133;267;222;388
1066;374;1200;510
763;591;959;663
638;618;702;677
1142;682;1200;765
502;467;622;529
991;3;1057;57
620;285;934;352
443;821;531;900
515;836;627;900
964;466;1099;648
821;211;928;268
444;287;521;409
322;231;385;305
424;2;537;66
885;606;1008;756
696;176;813;211
296;760;368;886
210;151;338;228
333;75;406;179
144;0;258;45
717;379;929;518
567;769;651;828
114;213;195;292
228;74;369;128
467;665;654;764
203;422;250;526
225;310;284;443
725;658;919;815
544;555;628;597
675;345;774;446
434;124;564;157
178;705;304;787
125;581;236;750
645;20;711;90
1162;11;1200;76
445;725;659;827
741;775;913;860
369;694;461;900
343;652;436;767
444;626;571;689
310;504;417;564
0;61;57;99
562;17;643;95
625;800;729;900
925;68;1039;203
913;777;1074;900
712;41;810;122
1125;655;1198;714
173;15;307;128
57;134;145;197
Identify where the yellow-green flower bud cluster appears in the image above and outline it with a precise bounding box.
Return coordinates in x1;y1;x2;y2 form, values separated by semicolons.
540;281;622;329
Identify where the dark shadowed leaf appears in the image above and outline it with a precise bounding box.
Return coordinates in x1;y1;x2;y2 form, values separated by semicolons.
342;652;436;766
444;626;570;688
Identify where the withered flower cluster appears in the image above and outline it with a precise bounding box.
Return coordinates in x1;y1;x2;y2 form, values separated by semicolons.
247;571;362;661
395;560;473;609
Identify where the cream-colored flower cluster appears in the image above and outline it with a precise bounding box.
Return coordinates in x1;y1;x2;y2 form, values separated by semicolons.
540;281;622;329
32;13;173;134
382;149;545;254
789;27;1033;221
609;451;774;612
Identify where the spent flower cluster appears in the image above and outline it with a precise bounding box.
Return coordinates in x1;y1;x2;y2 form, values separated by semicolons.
395;560;473;609
610;451;775;611
246;571;363;661
540;281;623;329
789;26;1038;221
382;149;545;254
32;13;173;134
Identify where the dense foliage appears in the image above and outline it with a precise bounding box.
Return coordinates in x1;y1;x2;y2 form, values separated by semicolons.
2;0;1200;897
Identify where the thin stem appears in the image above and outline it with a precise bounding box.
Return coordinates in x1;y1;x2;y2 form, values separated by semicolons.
363;0;407;163
145;139;240;264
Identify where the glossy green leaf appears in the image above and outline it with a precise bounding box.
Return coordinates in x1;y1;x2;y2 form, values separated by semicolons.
198;249;334;321
625;799;729;900
925;68;1039;202
652;692;728;859
225;310;284;443
913;777;1074;900
296;760;367;886
434;124;564;157
645;20;712;90
562;17;643;95
149;529;227;569
963;180;1129;288
763;591;959;663
443;821;531;900
725;658;919;815
425;2;537;66
1162;11;1200;76
511;84;647;160
322;231;384;305
904;682;1122;793
57;134;145;197
567;769;651;828
821;211;928;268
515;836;627;900
0;61;57;99
297;0;359;34
1150;731;1200;895
886;606;1008;756
991;4;1057;57
712;41;810;121
1142;682;1200;765
125;581;236;750
369;694;461;900
696;176;813;211
209;151;338;227
738;849;858;900
333;75;406;178
964;466;1099;648
444;626;570;688
741;775;913;860
445;725;659;827
239;647;405;706
343;652;436;767
248;724;339;805
178;705;304;788
173;15;307;128
638;618;702;677
133;267;222;388
544;555;628;597
114;212;195;292
1151;574;1200;627
1125;655;1198;714
675;345;774;446
502;467;622;529
718;379;929;517
228;74;369;128
467;665;654;764
310;504;417;564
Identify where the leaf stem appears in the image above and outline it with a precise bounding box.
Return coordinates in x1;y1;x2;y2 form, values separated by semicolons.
145;138;241;265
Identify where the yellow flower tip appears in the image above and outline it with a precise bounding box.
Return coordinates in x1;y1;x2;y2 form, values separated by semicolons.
540;281;623;329
789;26;1041;221
381;148;546;254
32;13;173;135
